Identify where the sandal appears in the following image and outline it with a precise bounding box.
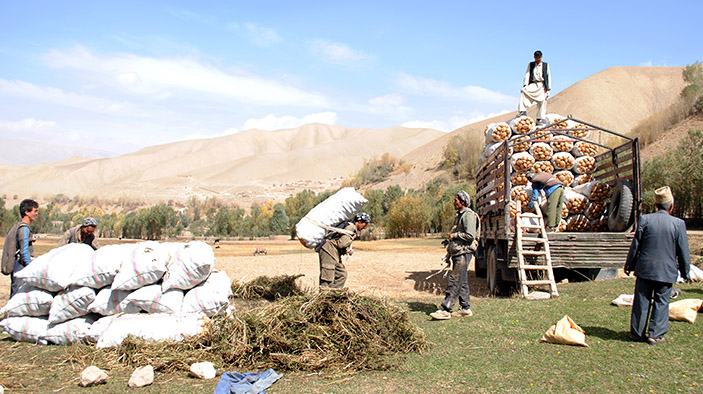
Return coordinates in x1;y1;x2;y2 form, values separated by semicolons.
647;337;666;345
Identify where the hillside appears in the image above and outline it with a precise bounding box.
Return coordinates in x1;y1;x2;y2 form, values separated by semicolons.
375;66;686;191
0;124;442;207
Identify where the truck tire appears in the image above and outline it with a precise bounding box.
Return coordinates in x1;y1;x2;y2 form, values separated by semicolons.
608;179;634;232
486;246;509;296
475;242;487;278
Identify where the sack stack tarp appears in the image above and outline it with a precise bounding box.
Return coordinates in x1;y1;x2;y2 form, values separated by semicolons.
0;240;229;347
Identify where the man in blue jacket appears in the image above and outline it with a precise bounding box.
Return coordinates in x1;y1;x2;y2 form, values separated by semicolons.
526;172;564;231
625;186;690;345
9;199;39;297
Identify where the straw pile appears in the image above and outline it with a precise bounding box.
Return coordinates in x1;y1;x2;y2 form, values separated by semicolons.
70;288;426;373
230;274;306;300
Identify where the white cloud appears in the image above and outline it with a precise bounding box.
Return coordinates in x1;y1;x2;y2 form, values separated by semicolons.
0;118;57;132
311;40;369;65
227;22;282;47
43;46;329;107
243;112;339;131
638;60;669;67
0;78;135;115
396;73;514;105
368;94;412;117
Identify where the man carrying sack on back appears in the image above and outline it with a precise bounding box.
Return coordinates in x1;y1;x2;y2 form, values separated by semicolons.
431;191;479;320
625;186;690;345
316;212;371;289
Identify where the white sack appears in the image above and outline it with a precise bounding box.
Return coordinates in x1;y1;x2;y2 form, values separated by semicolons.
295;187;367;249
111;241;168;291
88;287;140;316
0;316;49;344
572;181;598;198
161;241;214;291
611;294;634;306
71;244;133;289
484;122;512;144
125;285;184;314
96;313;205;349
181;270;232;317
507;115;535;135
551;152;575;171
572;156;597;175
49;286;96;324
85;315;117;342
0;285;54;317
479;141;505;164
529;142;554;161
14;244;94;292
511;151;535;172
44;315;97;345
678;265;703;283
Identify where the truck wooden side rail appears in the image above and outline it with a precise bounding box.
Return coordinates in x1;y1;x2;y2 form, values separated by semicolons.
474;117;641;294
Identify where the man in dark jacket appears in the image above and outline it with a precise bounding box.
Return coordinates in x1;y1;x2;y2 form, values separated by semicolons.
58;216;100;250
518;50;551;126
625;186;690;345
430;190;479;320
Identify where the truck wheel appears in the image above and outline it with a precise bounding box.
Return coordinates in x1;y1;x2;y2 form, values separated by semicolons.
608;179;634;231
486;246;507;296
475;242;487;278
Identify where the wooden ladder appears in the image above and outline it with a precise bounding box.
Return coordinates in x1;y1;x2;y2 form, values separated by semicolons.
515;203;559;299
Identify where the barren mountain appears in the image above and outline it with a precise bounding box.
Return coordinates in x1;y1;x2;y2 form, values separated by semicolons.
375;66;687;190
0;124;442;207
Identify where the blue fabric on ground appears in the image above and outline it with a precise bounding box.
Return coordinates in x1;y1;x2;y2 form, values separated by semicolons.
213;368;283;394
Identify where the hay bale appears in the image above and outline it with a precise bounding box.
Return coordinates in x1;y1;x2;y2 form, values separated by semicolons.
230;274;305;301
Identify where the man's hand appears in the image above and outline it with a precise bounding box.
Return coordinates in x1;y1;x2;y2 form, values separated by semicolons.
546;91;550;99
448;233;455;240
347;247;354;256
624;270;631;276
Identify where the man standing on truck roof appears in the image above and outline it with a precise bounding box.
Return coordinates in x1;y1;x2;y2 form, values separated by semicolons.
430;191;479;320
625;186;690;345
518;50;551;127
58;216;100;250
526;172;564;231
316;212;370;289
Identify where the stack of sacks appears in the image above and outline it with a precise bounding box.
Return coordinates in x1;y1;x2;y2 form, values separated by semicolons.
477;113;611;232
0;241;231;347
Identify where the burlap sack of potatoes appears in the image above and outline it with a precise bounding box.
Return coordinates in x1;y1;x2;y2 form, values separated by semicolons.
669;299;703;323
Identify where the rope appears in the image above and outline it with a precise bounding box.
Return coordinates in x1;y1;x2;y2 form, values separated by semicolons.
303;217;355;237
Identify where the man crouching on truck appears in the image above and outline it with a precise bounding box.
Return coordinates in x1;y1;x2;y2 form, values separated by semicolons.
526;171;564;231
430;191;479;320
316;212;371;289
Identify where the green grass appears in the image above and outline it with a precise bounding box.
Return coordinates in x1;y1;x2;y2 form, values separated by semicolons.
2;278;702;393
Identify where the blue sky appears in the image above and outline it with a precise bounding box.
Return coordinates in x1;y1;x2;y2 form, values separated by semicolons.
1;0;701;156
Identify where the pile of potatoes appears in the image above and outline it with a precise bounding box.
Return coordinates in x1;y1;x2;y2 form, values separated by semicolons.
587;201;606;219
555;171;574;186
533;161;554;174
573;141;598;157
513;155;535;171
566;215;590;232
553;153;575;170
570;123;591;139
551;136;574;152
574;156;597;174
531;143;553;160
488;123;511;142
512;172;528;186
591;218;609;232
514;117;535;134
512;136;531;152
567;195;589;214
590;182;611;201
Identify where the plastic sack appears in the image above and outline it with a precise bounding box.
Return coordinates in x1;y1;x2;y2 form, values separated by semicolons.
88;287;140;316
591;217;609;231
479;141;505;164
96;313;205;348
532;160;554;174
545;114;569;130
668;299;703;323
14;243;94;292
679;265;703;283
551;152;575;171
85;315;117;342
44;315;97;345
589;182;611;201
294;188;367;249
511;151;535;172
568;121;592;139
484;122;511;143
0;316;49;344
181;270;232;317
572;141;598;157
161;241;214;291
571;181;597;198
510;135;531;153
554;170;574;186
565;214;590;232
125;285;184;314
511;171;529;186
111;241;168;291
49;286;96;324
564;189;589;214
571;174;594;187
508;116;535;135
550;136;574;152
0;284;54;317
573;156;597;174
71;244;132;289
540;315;588;347
611;294;634;306
530;142;553;161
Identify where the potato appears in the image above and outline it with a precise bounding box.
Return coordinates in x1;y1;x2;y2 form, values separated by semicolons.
587;201;606;219
590;182;611;201
555;171;574;186
512;136;531;152
570;123;590;138
512;172;528;186
553;154;575;170
513;156;535;171
574;141;598;156
515;118;535;134
566;215;590;232
567;196;589;214
558;219;567;232
549;118;568;129
561;204;569;219
531;144;553;160
533;161;554;174
573;174;594;186
575;156;596;173
551;136;574;152
591;218;609;232
533;128;552;141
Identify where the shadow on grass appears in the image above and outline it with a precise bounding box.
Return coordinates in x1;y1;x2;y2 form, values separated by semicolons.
582;325;632;342
404;270;492;297
405;301;437;314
